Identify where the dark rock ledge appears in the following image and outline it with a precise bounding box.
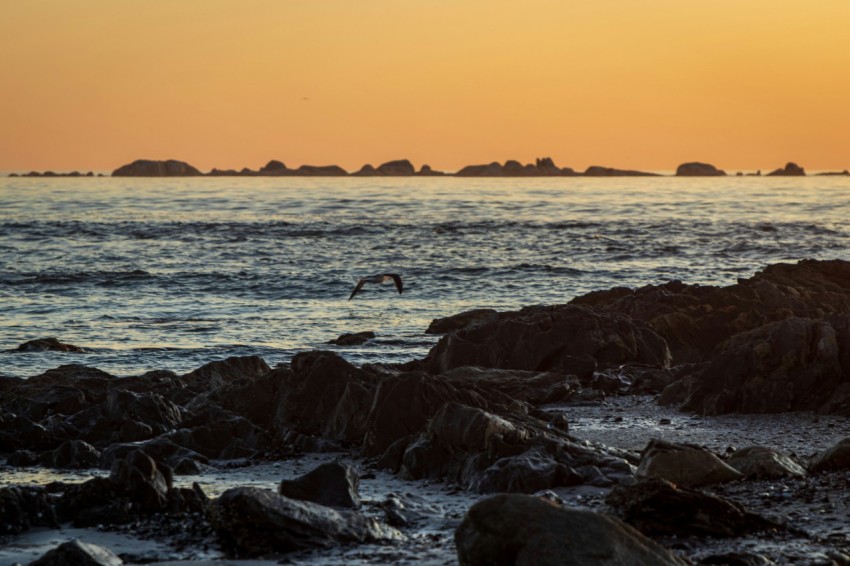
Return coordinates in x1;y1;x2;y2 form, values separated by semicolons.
6;258;850;564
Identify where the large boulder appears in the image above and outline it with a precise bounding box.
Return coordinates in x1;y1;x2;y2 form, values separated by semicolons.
279;462;361;509
273;351;381;447
210;487;401;557
180;355;271;391
424;304;670;378
167;408;269;459
454;494;685;565
681;317;849;414
426;309;499;334
607;477;783;538
43;439;101;469
14;337;85;352
726;446;806;479
676;162;726;176
108;450;173;513
393;400;633;492
111;159;202;177
809;437;850;473
636;439;743;486
572;259;850;364
29;539;123;566
362;372;491;457
0;486;59;535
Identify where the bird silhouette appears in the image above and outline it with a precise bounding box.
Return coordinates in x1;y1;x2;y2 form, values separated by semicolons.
348;273;403;300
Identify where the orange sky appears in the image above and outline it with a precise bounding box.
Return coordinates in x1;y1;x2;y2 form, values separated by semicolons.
2;0;849;172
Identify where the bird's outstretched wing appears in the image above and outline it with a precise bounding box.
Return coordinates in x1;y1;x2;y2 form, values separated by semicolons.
386;273;403;294
348;278;367;300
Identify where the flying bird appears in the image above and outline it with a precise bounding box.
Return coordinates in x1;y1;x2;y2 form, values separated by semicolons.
348;273;403;300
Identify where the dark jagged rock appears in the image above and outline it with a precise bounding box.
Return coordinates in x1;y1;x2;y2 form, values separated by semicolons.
426;308;499;334
636;439;743;486
676;162;727;176
380;493;442;527
441;367;579;406
210;487;402;557
606;477;784;538
179;355;271;391
395;400;633;492
273;351;381;447
167;408;269;459
108;449;173;513
328;331;375;346
14;337;85;352
362;372;493;458
185;369;281;431
111;159;202;177
376;159;415;176
571;259;850;365
681;316;850;415
583;165;659;176
99;436;209;472
0;413;53;451
29;539;123;566
423;304;670;378
455;494;685;565
44;439;101;469
360;365;580;465
726;446;806;479
0;486;59;534
6;449;40;466
279;462;361;509
104;388;183;435
767;162;806;176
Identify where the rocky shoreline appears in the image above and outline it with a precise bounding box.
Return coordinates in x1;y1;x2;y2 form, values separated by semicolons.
4;258;850;564
10;158;850;178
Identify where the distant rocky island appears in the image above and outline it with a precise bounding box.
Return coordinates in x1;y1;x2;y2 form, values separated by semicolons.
9;157;850;178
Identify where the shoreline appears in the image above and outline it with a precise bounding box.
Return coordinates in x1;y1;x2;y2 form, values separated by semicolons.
4;258;850;564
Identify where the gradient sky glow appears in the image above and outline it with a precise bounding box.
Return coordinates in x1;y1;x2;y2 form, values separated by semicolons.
2;0;849;172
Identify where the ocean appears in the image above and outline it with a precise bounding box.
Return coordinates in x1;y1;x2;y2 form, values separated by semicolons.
2;175;849;379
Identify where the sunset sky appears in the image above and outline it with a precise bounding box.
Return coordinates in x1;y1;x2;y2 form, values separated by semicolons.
2;1;849;173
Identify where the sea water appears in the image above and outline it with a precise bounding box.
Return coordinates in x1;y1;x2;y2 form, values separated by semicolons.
2;175;849;378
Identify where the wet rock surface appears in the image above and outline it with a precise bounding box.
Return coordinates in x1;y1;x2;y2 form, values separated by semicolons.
209;486;402;557
455;493;685;565
5;259;850;564
29;539;123;566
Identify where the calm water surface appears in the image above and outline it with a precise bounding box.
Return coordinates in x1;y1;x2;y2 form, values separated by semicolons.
2;176;849;378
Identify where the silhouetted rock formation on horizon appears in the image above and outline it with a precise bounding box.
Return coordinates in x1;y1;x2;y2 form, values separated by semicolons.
456;157;576;177
112;159;202;177
767;162;806;176
676;162;727;176
583;166;659;177
259;160;288;175
34;157;836;178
